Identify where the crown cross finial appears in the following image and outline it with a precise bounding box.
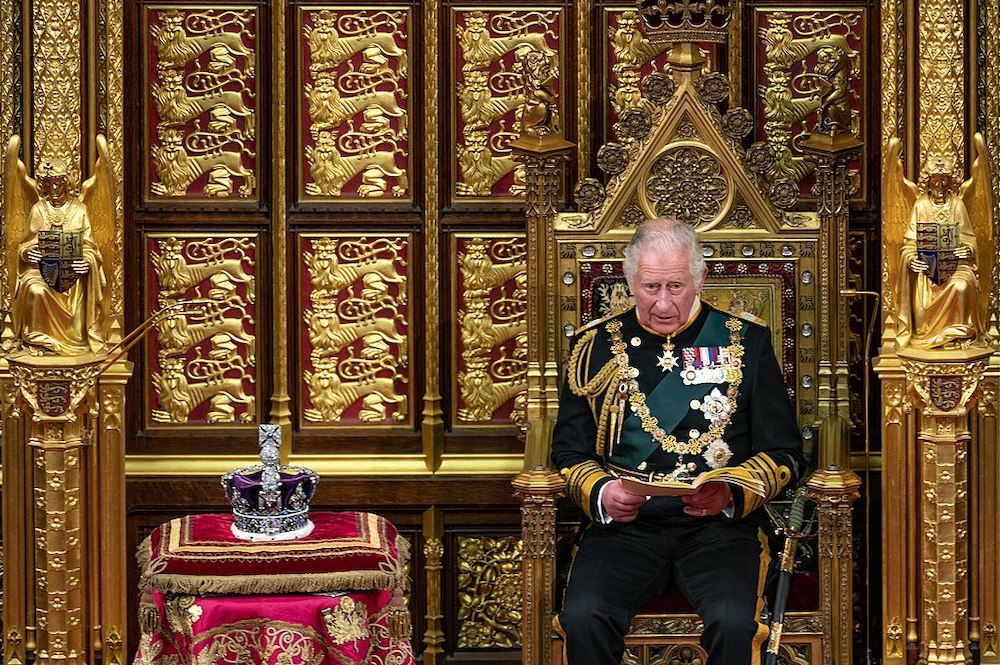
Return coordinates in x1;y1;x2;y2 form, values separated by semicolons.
636;0;732;44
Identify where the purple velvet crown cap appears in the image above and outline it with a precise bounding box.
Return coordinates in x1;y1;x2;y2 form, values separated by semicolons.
221;424;320;537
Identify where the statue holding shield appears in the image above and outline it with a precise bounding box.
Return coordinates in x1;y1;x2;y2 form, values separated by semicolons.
884;133;994;350
4;135;113;356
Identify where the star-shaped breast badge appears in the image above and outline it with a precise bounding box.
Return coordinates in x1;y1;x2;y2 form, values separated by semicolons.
657;348;679;372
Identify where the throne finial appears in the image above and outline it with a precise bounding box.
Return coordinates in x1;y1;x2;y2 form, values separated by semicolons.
635;0;732;45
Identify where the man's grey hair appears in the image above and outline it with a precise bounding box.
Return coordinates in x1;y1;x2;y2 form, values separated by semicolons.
622;218;706;287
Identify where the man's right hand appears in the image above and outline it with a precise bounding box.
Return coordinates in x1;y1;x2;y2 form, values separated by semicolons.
910;257;929;274
27;246;41;263
602;479;648;522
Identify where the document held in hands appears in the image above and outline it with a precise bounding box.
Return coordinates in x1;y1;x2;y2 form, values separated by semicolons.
619;466;766;498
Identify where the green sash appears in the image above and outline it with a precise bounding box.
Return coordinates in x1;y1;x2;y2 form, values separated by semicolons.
609;310;742;468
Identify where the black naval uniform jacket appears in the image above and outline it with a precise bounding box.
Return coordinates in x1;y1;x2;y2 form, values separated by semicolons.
552;303;805;525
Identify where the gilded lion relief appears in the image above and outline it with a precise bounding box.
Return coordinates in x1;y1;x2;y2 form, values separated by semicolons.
755;9;865;199
146;7;258;199
147;234;258;425
453;8;562;200
300;8;409;200
454;236;527;425
300;235;410;425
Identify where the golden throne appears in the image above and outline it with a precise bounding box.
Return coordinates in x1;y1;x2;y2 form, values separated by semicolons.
512;6;861;665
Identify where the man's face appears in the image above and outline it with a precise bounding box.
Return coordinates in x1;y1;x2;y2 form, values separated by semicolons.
628;246;703;336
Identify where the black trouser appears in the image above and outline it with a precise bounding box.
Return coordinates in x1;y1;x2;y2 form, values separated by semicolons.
557;517;771;665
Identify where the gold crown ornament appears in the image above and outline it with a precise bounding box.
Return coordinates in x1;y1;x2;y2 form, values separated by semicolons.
635;0;732;44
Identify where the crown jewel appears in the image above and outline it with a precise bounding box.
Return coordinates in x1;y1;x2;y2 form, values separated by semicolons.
221;424;320;540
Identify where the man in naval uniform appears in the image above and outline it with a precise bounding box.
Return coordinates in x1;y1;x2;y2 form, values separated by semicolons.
552;218;804;665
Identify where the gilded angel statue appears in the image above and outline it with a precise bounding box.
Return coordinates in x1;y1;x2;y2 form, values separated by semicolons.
883;134;994;350
3;135;115;356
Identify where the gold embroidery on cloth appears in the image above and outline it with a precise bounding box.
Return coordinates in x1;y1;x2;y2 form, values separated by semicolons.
322;596;370;646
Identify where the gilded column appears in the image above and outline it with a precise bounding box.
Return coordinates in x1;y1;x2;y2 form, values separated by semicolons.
976;8;1000;660
575;0;591;178
421;0;444;471
982;0;1000;338
874;355;910;664
510;51;571;665
422;509;444;665
807;468;861;665
270;0;291;458
1;377;29;665
973;370;999;663
101;0;125;343
801;130;862;470
901;348;991;665
800;113;863;665
0;0;22;654
0;0;19;324
879;0;905;350
94;370;130;665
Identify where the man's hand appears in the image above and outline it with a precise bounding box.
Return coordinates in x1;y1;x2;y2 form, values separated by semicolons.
954;245;973;260
603;479;648;522
71;259;89;275
26;246;41;263
910;257;930;274
682;481;732;517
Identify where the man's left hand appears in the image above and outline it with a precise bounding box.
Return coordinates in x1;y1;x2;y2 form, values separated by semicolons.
682;481;732;517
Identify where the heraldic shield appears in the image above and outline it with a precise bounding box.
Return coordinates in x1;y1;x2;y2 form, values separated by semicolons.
37;229;83;293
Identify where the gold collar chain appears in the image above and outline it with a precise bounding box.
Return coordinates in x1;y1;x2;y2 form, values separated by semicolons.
607;318;745;456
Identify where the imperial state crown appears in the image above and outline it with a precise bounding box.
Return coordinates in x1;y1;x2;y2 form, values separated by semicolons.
221;424;320;540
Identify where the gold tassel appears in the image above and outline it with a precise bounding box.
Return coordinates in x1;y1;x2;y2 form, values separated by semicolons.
387;587;411;639
138;588;161;635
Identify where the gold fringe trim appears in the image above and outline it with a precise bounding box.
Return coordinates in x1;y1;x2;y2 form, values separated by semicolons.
138;533;411;596
144;569;404;596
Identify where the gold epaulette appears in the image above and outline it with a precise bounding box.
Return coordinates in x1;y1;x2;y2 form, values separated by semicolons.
576;309;624;334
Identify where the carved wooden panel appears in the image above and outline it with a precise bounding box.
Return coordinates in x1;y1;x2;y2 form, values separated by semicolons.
753;7;867;201
297;7;411;201
451;6;564;201
144;6;258;200
145;233;259;426
455;535;523;649
452;234;527;426
298;233;411;427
